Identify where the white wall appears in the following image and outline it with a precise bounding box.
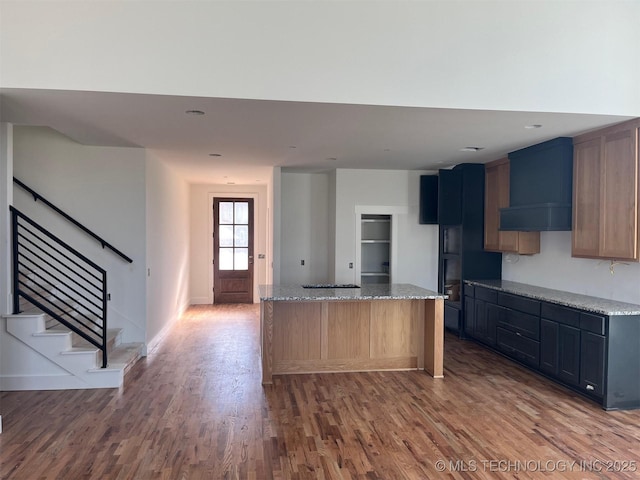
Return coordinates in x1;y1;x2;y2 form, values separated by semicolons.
333;169;438;290
0;123;13;427
189;183;268;304
327;170;337;283
11;126;147;343
2;2;639;116
270;167;281;285
145;153;190;350
0;123;13;315
503;232;640;305
280;172;330;284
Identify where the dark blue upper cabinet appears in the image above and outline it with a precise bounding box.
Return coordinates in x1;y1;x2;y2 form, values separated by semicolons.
500;137;574;231
437;169;462;225
419;175;439;224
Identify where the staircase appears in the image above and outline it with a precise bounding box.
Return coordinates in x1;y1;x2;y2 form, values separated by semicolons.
5;311;142;389
5;179;143;390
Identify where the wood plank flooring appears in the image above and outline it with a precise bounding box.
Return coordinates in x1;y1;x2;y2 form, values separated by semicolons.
2;304;640;479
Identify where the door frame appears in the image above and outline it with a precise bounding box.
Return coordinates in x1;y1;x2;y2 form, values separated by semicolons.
354;205;406;284
208;192;260;304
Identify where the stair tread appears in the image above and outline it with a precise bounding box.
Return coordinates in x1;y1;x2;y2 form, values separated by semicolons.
62;346;98;354
47;325;120;338
93;343;143;372
71;328;121;338
4;312;45;318
44;324;122;361
33;329;71;337
108;343;143;361
22;306;47;315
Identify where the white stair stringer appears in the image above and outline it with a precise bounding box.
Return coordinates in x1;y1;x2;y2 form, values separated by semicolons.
4;313;143;390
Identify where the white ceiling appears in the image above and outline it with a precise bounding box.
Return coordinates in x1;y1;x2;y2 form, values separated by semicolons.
0;88;632;185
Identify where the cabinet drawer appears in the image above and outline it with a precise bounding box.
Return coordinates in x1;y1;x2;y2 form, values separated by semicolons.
580;313;606;335
497;327;540;368
475;286;497;303
541;303;580;328
498;292;541;316
464;284;475;298
498;309;540;340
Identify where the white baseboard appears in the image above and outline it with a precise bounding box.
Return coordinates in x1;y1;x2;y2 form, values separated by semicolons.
178;299;190;316
0;373;88;391
145;316;176;356
141;300;190;356
190;297;211;305
191;298;260;304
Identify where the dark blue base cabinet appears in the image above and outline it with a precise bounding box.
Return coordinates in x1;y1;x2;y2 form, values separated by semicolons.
464;284;640;410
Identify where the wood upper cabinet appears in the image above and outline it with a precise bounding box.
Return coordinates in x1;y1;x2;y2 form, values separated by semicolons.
484;158;540;254
572;138;601;257
572;119;640;261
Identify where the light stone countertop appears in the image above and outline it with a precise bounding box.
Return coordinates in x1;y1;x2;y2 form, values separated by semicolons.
466;279;640;316
259;283;447;302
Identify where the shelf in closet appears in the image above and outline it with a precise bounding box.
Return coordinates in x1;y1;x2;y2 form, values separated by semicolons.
361;213;392;285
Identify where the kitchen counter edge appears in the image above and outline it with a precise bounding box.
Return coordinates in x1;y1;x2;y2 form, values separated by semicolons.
259;284;447;302
465;279;640;316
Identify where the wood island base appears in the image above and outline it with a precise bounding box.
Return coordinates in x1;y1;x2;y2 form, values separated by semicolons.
260;298;444;385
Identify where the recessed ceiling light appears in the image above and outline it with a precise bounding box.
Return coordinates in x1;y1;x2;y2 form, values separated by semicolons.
185;109;205;115
525;124;543;129
460;147;484;152
209;153;222;157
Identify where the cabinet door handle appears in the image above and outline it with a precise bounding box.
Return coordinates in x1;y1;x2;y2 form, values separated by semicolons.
586;384;595;391
515;332;522;337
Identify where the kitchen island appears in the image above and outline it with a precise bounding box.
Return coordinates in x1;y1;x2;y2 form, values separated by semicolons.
259;284;446;384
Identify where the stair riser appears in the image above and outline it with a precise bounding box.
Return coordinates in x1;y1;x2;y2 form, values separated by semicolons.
5;315;126;388
20;302;104;338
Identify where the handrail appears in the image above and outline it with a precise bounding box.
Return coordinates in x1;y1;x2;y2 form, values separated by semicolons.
11;206;108;368
13;177;133;263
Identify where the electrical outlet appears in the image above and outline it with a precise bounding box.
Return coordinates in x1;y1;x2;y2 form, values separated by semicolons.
301;259;305;265
349;262;353;269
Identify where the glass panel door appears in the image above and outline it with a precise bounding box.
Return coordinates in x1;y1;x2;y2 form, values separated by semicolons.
218;201;249;271
213;197;254;304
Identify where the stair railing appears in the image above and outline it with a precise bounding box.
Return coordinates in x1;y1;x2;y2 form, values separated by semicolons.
10;206;109;368
13;177;133;263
